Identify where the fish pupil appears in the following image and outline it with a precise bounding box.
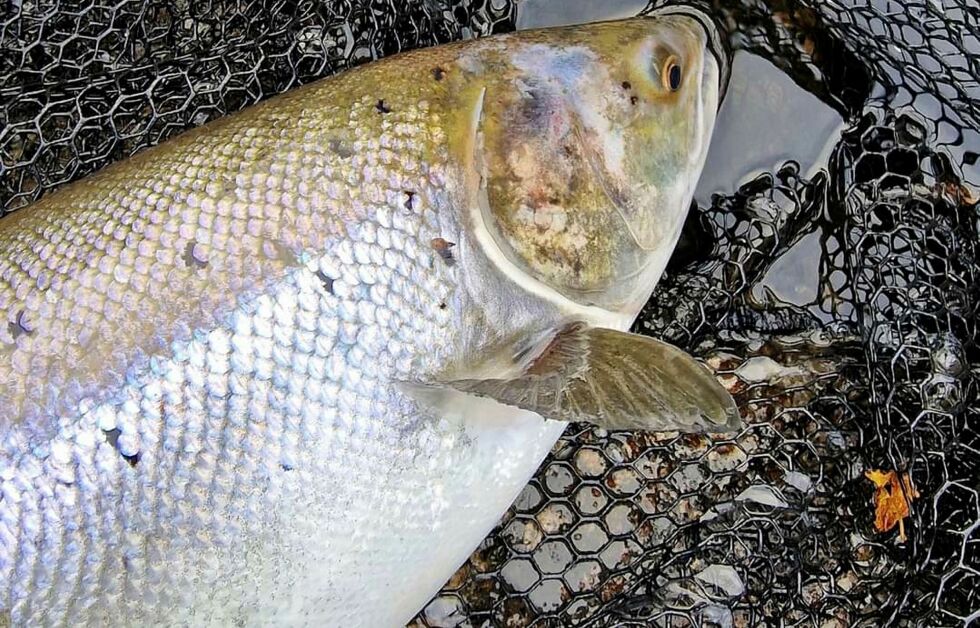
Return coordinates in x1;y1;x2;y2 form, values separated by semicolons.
668;64;682;90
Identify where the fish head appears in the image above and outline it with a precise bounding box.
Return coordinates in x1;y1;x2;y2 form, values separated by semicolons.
474;13;723;315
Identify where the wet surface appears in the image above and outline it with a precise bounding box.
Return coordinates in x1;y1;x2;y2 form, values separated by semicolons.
515;0;648;29
0;0;978;626
694;52;844;205
758;230;822;306
694;49;843;314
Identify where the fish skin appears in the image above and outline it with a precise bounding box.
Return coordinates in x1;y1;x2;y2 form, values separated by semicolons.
0;15;718;626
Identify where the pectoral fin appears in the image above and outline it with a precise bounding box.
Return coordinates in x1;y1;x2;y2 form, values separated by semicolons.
436;322;740;433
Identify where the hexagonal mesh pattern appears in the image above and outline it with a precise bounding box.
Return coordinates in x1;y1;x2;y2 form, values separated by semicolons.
415;1;979;626
1;0;977;626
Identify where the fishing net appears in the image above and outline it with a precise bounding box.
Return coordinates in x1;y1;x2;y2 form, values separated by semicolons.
0;0;518;212
1;0;977;626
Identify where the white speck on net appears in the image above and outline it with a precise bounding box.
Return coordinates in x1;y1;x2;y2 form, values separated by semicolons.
735;484;790;509
695;564;746;597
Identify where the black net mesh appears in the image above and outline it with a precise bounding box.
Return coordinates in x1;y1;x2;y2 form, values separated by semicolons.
1;0;977;626
0;0;515;213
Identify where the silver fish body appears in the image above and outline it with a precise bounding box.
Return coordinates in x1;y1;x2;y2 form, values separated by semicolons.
0;15;721;626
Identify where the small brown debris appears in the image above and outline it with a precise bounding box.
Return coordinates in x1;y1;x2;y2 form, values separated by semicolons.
432;66;445;81
865;469;919;541
403;190;417;210
621;80;631;90
430;237;456;265
375;99;391;114
940;181;978;206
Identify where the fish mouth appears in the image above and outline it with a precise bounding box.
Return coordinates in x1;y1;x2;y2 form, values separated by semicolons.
644;4;731;104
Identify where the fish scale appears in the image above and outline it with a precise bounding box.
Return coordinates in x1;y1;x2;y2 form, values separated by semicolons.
0;16;722;626
0;48;470;624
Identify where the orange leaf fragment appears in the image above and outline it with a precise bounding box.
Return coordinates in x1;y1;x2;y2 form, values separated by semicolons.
865;469;919;541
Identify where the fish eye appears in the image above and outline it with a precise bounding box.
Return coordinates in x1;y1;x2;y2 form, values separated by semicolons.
662;55;682;91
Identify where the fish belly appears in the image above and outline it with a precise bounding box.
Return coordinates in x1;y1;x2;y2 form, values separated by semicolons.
269;399;566;627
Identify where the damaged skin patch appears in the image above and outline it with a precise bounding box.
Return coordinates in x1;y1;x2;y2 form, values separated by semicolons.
467;19;715;309
480;77;625;294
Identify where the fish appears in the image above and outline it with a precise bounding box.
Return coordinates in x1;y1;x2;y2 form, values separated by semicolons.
0;10;730;626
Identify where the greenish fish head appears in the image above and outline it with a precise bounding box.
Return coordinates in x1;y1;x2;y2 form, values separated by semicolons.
477;14;722;313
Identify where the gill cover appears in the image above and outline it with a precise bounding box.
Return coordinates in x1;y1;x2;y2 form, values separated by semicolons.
472;17;720;309
407;17;738;437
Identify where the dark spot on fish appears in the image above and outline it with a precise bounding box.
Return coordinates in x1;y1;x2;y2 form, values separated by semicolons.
518;89;551;124
621;81;632;90
630;95;639;106
375;99;391;114
249;147;271;162
263;240;299;266
316;270;335;294
184;241;208;269
432;67;445;81
103;427;121;448
431;238;456;266
404;190;416;210
328;139;353;158
103;427;140;467
8;321;25;340
439;302;447;310
280;463;294;471
9;310;35;339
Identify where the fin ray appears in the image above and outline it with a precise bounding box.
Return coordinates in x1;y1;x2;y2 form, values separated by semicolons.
413;322;741;433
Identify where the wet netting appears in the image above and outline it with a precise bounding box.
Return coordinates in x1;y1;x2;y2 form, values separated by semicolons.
1;0;977;626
